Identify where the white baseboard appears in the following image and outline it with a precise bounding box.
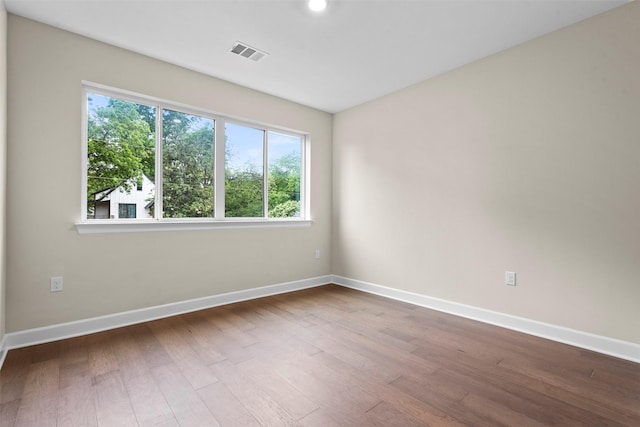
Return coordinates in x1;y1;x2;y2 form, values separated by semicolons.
2;274;637;371
332;275;640;364
0;335;7;369
1;275;333;359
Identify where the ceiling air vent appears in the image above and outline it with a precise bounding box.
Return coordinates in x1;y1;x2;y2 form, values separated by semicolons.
230;42;268;62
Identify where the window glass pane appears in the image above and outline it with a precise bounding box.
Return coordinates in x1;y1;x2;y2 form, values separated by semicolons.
162;109;215;218
225;123;264;217
86;93;156;220
268;132;302;218
85;85;308;223
118;203;137;219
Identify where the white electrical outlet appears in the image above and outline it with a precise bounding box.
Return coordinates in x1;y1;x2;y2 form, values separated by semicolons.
314;249;321;259
50;276;64;292
505;271;516;286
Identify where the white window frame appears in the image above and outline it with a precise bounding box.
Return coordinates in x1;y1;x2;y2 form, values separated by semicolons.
77;82;311;234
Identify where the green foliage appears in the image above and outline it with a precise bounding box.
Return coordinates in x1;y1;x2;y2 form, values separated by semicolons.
268;152;301;217
136;104;157;180
269;200;300;218
224;152;301;218
225;168;263;217
162;111;214;218
87;95;302;219
87;98;154;211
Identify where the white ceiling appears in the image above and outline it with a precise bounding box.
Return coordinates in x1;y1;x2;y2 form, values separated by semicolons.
4;0;628;113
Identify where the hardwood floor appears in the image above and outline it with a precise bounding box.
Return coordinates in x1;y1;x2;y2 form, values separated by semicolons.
1;284;638;426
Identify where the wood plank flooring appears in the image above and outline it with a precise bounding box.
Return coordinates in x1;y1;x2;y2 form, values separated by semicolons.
1;284;639;426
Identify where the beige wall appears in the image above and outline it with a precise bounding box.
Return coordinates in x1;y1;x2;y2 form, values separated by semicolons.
333;2;640;344
0;6;6;343
6;16;332;332
6;4;640;346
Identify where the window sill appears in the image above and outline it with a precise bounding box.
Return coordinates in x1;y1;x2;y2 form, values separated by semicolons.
75;218;312;234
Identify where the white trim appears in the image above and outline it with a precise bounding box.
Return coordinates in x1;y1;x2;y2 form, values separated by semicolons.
262;129;269;217
302;134;310;220
80;85;89;220
214;119;226;219
154;105;164;220
3;276;332;352
332;275;640;364
3;275;637;370
75;218;312;234
0;335;7;371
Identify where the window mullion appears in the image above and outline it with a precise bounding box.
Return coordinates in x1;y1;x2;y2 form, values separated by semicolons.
301;135;308;219
214;119;226;219
263;130;269;218
81;86;89;220
155;106;163;220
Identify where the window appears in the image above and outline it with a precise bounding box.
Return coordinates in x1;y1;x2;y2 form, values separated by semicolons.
118;203;137;219
162;109;215;218
224;125;302;218
86;93;155;220
82;84;307;228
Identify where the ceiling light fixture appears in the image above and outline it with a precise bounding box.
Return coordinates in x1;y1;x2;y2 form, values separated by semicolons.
308;0;327;12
